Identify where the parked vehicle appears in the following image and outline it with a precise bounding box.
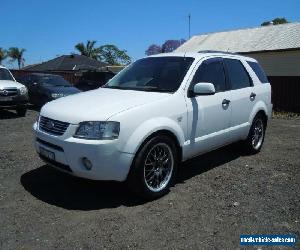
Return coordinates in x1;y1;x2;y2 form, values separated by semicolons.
76;71;115;91
0;65;28;116
33;52;272;199
20;73;81;106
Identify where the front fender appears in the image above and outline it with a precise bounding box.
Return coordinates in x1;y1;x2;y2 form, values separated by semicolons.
122;117;185;155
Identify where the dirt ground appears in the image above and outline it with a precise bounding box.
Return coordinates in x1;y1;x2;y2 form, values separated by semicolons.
0;109;299;249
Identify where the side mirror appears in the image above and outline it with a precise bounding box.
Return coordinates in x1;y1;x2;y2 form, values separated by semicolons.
189;82;215;97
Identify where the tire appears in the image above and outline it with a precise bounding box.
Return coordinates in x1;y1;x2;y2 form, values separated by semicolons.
16;107;27;117
127;135;179;200
243;114;266;154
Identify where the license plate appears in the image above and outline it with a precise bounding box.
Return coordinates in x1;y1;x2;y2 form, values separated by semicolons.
39;147;55;161
0;96;13;101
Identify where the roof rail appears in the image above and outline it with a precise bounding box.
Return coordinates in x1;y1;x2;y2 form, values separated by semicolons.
198;50;240;55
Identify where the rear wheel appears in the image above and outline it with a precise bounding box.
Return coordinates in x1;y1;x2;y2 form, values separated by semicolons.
127;135;179;200
16;107;27;117
243;114;266;154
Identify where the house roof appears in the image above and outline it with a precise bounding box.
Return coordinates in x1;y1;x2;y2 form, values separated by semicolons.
23;54;107;71
176;22;300;53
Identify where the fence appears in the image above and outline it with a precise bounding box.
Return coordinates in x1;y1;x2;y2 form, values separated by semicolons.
269;76;300;113
11;70;81;85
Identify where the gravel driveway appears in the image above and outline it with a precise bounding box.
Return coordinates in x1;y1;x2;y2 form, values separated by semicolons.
0;109;299;249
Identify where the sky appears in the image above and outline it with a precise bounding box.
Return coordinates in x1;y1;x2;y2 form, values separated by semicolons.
1;0;300;68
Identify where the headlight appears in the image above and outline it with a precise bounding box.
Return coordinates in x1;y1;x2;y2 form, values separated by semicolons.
20;86;28;95
74;121;120;140
51;93;65;98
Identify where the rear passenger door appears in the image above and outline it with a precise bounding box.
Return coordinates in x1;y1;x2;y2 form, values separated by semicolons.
224;58;256;140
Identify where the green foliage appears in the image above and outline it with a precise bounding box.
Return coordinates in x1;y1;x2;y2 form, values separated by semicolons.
75;40;101;60
75;41;131;65
261;17;289;26
0;48;7;65
8;47;26;69
98;45;131;65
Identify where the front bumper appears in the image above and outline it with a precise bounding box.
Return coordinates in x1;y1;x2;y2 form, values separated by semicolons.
33;122;134;181
0;95;28;109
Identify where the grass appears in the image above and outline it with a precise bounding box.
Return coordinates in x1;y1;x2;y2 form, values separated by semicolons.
272;111;300;119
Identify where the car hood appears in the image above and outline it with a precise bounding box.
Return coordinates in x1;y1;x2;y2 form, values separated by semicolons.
43;85;81;95
0;80;25;89
41;88;170;124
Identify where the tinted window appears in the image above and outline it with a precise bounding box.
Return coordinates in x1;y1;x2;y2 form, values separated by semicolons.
104;57;194;92
247;61;268;83
191;58;226;92
224;59;252;90
33;75;71;86
0;68;14;81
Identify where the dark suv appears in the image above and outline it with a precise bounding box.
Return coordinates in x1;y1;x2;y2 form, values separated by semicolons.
20;73;81;106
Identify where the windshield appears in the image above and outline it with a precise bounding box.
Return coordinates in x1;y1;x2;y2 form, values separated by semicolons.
35;75;71;87
104;57;194;92
0;68;15;81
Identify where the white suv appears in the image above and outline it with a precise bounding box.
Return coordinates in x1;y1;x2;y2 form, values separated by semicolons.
33;52;272;199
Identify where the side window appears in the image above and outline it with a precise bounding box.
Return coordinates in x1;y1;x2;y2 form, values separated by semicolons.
247;61;268;83
191;58;226;92
224;59;252;90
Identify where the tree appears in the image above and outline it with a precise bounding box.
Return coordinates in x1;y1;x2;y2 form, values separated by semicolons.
261;17;289;26
98;45;131;65
75;40;101;60
162;39;186;53
8;47;26;69
145;44;162;56
0;48;7;65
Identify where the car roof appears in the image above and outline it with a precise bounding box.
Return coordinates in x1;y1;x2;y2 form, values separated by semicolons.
148;51;257;62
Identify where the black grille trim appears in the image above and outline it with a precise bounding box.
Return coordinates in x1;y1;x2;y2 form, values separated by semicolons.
36;138;64;152
39;116;69;136
0;88;18;97
39;154;72;172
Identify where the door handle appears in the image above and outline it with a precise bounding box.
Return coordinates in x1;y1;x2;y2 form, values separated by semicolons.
250;92;256;101
222;99;231;106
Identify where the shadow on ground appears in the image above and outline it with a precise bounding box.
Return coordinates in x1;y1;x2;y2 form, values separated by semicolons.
21;144;241;210
0;110;19;119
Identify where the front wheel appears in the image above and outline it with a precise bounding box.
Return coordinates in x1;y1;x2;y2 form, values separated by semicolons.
127;135;179;200
243;114;266;154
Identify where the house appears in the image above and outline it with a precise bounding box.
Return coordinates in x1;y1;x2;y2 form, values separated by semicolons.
176;22;300;112
13;54;114;89
23;54;107;72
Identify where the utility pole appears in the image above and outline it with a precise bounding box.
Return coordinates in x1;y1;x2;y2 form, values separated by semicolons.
188;13;191;39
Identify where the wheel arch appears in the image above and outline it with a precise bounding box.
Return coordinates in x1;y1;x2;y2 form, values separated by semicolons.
249;101;269;127
122;117;184;162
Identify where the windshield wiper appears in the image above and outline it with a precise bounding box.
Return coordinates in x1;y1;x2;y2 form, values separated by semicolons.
103;85;173;93
142;86;173;93
102;86;125;90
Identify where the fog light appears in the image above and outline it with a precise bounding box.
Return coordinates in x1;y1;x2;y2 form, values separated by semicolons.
82;157;93;170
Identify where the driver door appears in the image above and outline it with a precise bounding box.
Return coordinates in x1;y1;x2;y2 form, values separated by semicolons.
185;57;232;158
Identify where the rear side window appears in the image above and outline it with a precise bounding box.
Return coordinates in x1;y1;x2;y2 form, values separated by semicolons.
191;58;226;92
224;59;252;90
247;61;268;83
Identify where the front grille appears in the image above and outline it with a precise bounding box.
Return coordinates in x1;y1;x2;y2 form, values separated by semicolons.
0;88;18;97
39;116;69;136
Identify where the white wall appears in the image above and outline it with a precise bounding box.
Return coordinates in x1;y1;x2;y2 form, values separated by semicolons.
244;50;300;76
